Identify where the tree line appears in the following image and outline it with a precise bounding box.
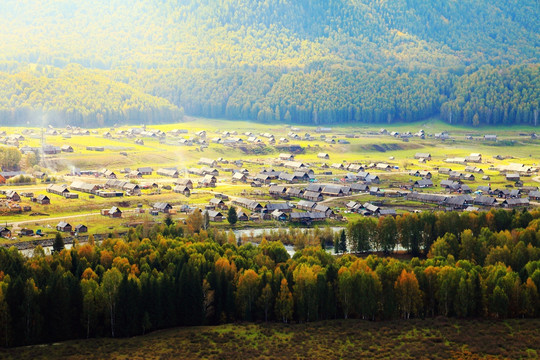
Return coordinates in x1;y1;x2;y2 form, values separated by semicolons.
0;208;539;347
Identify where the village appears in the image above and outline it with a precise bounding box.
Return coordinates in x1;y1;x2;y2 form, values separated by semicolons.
0;119;539;246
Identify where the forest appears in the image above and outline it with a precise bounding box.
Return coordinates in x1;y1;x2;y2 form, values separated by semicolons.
0;0;538;126
1;208;539;347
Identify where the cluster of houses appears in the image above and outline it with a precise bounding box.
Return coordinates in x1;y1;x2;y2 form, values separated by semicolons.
406;191;530;210
228;197;338;224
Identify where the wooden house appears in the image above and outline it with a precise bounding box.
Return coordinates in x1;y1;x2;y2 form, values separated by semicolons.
108;206;122;218
36;194;50;205
206;210;224;222
317;153;330;159
75;224;88;233
56;221;72;232
153;202;173;213
174;185;191;196
5;190;20;202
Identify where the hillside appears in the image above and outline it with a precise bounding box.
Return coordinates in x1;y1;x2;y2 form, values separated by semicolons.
0;0;538;126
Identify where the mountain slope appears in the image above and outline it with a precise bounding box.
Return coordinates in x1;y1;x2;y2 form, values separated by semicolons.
0;0;538;126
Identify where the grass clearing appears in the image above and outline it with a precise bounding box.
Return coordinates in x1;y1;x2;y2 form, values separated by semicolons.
3;318;539;360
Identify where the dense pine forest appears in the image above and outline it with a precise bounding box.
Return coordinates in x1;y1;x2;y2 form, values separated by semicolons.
0;0;538;126
1;208;540;347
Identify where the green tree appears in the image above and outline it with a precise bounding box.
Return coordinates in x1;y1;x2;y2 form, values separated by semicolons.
227;206;238;225
258;283;273;322
164;213;174;227
53;233;64;253
339;230;347;254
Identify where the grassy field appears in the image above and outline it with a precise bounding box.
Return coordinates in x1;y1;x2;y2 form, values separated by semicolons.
3;318;539;359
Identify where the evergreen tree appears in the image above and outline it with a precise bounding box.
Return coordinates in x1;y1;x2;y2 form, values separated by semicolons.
53;233;64;253
339;230;347;254
227;206;237;225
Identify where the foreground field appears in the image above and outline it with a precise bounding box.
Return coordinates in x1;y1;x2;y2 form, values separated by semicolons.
4;319;540;360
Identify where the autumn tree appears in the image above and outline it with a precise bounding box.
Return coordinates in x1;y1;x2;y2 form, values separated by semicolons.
394;269;422;319
275;279;293;323
236;269;260;320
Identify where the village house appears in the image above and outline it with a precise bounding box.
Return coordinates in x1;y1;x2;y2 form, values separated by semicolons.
314;204;334;217
283;161;307;170
414;179;434;188
233;198;264;212
175;178;193;189
376;163;392;171
108;206;122;218
42;145;61;155
528;191;540;200
209;198;228;210
350;183;369;193
378;209;397;217
101;169;117;179
153;202;173;213
61;145;74;153
317;153;330;160
346;201;362;212
205;210;224;221
199;175;217;187
299;189;321;201
347;164;364;172
502;198;529;208
506;173;520;182
5;190;20;202
56;221;72;232
201;167;220;176
237;210;249;222
232;172;247;183
71;181;101;194
474;195;498;207
465;166;483;174
36;194;50;205
127;170;142;179
252;174;270;185
266;203;293;214
137;167;153;175
414;153;431;161
75;224;88;233
362;203;380;216
297;200;317;211
279;172;299;183
322;185;347;197
174;185;191;196
279;153;295;161
364;174;381;184
157;168;180;178
198;158;217;167
47;184;71;197
406;192;448;205
465;153;482;163
271;210;288;221
446;195;473;209
269;185;288;196
286;187;304;198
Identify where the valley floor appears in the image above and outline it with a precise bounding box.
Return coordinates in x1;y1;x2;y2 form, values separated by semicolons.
4;318;540;359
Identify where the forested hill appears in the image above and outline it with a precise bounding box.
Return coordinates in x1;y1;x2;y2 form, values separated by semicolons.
0;0;538;126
